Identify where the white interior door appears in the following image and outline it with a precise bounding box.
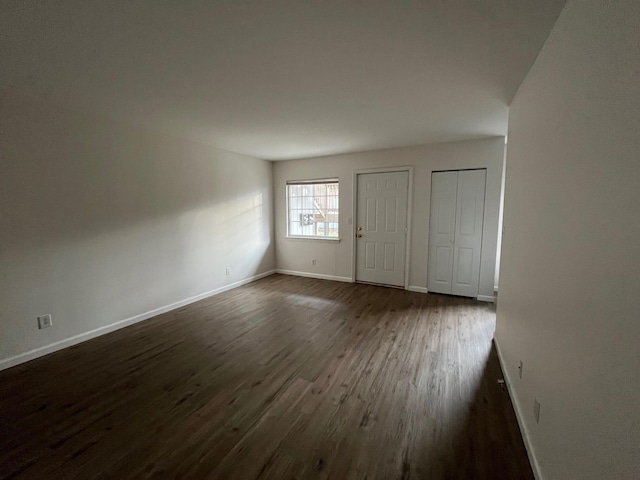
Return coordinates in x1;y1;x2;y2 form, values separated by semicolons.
451;169;486;297
356;171;409;287
428;169;486;297
427;171;458;294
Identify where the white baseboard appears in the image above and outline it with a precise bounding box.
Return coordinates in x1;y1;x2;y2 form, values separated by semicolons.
477;294;496;303
494;338;544;480
0;270;276;372
275;269;352;283
407;285;429;294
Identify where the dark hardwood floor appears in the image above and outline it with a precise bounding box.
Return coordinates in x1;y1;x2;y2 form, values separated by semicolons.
0;274;532;479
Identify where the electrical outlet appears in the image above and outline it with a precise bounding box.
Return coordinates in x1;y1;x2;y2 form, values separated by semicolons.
37;314;53;329
518;360;523;379
533;398;541;424
312;258;317;266
225;267;231;276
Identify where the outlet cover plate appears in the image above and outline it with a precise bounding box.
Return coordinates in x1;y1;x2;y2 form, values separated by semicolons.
37;314;53;329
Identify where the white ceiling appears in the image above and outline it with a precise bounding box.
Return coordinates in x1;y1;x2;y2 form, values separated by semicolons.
1;1;566;160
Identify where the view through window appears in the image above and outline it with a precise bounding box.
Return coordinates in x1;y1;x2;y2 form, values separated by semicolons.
287;180;339;238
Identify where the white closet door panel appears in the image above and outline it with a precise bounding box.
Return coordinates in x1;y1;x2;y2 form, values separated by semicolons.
428;171;458;294
451;169;486;297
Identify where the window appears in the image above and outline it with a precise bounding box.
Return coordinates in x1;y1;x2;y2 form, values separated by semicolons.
286;179;339;239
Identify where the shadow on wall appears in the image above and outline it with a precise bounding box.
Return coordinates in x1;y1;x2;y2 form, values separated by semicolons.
0;90;275;276
0;89;271;254
176;191;272;277
176;192;266;253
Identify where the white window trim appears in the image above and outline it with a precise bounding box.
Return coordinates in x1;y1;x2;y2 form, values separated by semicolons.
285;178;340;240
285;236;342;242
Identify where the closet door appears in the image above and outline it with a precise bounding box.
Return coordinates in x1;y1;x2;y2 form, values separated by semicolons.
451;169;486;297
427;171;458;294
428;169;486;298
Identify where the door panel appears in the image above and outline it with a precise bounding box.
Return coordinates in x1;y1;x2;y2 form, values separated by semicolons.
365;242;376;270
427;171;458;294
356;171;409;287
451;169;486;297
383;243;396;271
366;198;376;230
384;198;398;232
459;198;477;235
454;247;474;285
435;246;453;282
437;199;455;234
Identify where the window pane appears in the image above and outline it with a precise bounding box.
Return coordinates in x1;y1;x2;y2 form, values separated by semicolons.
287;181;339;238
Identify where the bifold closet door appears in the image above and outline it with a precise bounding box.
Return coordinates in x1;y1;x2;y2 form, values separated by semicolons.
427;171;458;294
451;169;486;297
428;169;486;297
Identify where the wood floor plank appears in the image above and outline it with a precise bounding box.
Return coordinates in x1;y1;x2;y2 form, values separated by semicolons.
0;274;533;479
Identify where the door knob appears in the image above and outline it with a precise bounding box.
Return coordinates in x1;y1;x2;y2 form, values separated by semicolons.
357;234;363;238
357;226;363;231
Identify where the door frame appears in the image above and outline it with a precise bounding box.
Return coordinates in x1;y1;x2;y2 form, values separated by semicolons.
351;166;414;289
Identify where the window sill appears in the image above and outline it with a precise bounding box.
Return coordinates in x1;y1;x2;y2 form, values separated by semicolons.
285;236;342;243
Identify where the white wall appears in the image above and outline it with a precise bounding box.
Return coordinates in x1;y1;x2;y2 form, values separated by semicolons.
273;138;504;297
0;90;275;367
495;1;640;479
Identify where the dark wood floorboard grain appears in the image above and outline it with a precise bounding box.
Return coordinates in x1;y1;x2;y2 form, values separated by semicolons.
0;274;533;479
